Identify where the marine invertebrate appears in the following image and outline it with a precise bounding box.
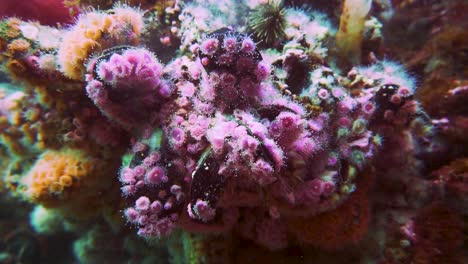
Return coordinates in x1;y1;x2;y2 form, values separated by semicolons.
57;5;144;80
120;132;184;238
0;18;67;84
197;28;268;110
85;47;172;132
11;146;122;220
283;8;334;58
0;1;458;262
248;0;287;46
19;148;96;206
177;1;240;52
0;87;65;156
114;29;421;249
6;38;30;55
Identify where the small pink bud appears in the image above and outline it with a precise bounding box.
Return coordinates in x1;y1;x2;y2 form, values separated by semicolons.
145;167;166;185
150;201;162;213
200;38;219;55
170;185;182;194
164;200;173;210
223;36;238;52
121;185;136;196
125;208;139;223
133;166;146;178
135;180;145;189
241;37;255;53
138;215;149;225
135;196;151;211
318;89;330;100
390;94;402;104
322;181;335;196
201;57;210;66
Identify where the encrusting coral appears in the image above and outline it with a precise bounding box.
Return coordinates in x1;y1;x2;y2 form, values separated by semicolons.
13;147;122;221
0;0;465;263
20;148;95;205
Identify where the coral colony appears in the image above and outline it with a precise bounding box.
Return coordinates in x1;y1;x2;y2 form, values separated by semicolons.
0;0;465;263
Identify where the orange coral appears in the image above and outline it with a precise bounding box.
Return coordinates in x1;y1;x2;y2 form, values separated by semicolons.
5;59;27;78
6;38;31;55
20;148;95;206
14;146;123;219
0;90;29;155
0;92;56;153
57;5;143;80
5;18;21;38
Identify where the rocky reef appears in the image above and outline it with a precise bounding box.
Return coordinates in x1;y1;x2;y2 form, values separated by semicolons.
0;0;466;263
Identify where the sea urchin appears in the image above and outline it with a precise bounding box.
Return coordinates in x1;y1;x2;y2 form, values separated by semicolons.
248;0;287;46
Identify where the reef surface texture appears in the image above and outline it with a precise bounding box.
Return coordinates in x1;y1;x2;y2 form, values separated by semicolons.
0;0;466;263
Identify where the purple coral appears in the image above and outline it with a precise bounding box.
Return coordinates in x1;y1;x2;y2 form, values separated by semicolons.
120;147;184;238
112;30;429;253
200;37;219;56
85;48;172;133
187;199;216;222
197;29;269;110
205;112;284;183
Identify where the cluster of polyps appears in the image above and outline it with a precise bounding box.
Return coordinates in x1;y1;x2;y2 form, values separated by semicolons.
197;29;271;109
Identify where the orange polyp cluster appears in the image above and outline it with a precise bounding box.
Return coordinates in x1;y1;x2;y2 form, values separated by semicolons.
57;6;144;80
6;38;31;55
4;18;22;39
21;148;95;205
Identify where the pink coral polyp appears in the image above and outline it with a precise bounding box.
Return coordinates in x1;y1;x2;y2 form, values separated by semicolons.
85;48;168;131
